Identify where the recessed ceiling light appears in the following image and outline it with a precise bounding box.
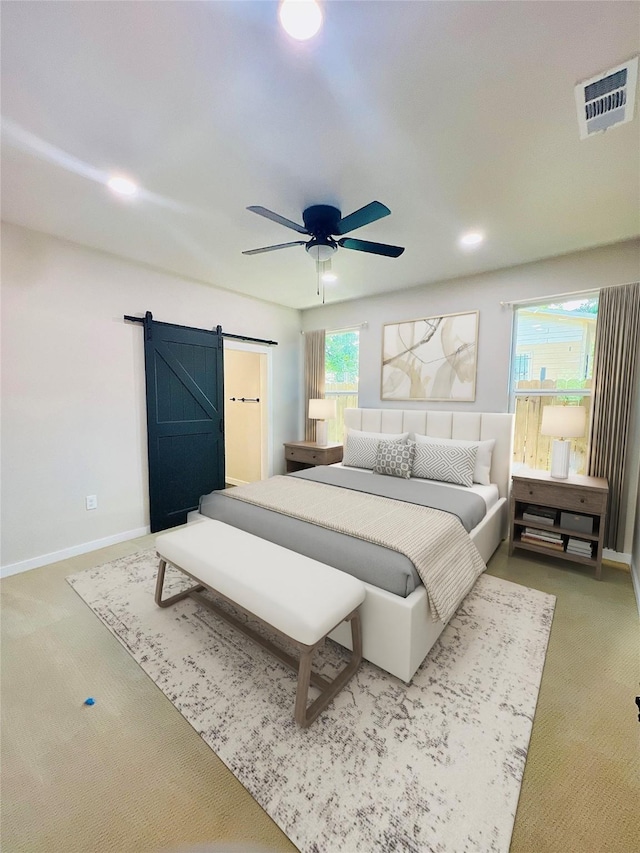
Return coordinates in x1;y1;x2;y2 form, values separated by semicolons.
321;271;337;283
279;0;322;41
107;175;139;197
459;231;484;248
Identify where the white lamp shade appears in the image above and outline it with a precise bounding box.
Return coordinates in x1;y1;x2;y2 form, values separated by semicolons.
540;405;586;439
308;398;337;420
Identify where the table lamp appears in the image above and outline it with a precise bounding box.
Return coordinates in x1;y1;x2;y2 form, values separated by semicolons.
308;398;337;447
540;405;586;479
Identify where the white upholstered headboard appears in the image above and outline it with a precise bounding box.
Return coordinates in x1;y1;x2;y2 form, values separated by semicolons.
343;408;514;499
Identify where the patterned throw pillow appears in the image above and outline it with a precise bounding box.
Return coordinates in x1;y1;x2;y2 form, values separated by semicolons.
412;442;477;487
413;434;495;485
374;440;416;479
342;434;383;469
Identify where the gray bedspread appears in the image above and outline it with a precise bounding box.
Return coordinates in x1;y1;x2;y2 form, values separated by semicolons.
291;467;486;532
199;468;487;599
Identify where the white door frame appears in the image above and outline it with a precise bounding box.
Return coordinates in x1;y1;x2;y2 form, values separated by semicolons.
223;338;274;480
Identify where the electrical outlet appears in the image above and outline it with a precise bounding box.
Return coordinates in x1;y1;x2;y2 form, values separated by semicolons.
85;495;98;511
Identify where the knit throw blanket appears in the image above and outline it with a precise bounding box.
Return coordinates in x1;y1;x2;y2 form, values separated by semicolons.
224;476;486;623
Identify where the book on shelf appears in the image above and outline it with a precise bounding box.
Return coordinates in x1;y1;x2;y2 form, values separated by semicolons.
520;534;565;551
522;506;557;527
567;538;593;556
522;516;556;527
567;537;592;547
524;528;563;542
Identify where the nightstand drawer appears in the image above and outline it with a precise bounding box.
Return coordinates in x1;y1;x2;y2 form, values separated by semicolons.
286;446;324;465
512;478;607;513
284;442;343;470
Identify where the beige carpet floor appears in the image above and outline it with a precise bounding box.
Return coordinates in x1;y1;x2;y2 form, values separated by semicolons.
1;536;638;853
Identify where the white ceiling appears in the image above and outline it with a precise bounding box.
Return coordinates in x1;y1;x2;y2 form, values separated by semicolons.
2;1;639;310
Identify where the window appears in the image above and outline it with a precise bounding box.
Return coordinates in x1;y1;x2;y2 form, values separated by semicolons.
325;329;359;443
511;296;598;475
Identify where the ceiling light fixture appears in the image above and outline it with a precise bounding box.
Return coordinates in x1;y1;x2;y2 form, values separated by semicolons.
306;238;337;262
459;231;484;248
107;175;139;197
320;258;337;283
279;0;323;41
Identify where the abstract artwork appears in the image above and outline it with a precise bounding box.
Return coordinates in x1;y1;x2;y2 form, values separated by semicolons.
381;310;479;401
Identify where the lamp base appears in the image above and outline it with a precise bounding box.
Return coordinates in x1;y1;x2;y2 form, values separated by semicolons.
315;420;328;446
550;439;571;479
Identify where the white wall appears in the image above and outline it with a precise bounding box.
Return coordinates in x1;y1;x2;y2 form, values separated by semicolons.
1;223;301;571
302;239;640;550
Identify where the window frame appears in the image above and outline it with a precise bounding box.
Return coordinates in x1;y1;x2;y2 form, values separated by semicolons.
509;294;599;409
508;294;599;475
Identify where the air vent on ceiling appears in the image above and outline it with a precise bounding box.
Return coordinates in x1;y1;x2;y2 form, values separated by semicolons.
575;56;638;140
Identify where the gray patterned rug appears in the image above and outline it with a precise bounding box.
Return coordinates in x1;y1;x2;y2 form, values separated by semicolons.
67;550;555;853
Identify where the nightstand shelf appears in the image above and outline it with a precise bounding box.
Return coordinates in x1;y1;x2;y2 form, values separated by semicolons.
284;441;343;473
513;516;600;541
509;470;608;579
511;537;598;568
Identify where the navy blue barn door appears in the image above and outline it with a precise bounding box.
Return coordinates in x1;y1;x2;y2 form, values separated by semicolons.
142;314;225;532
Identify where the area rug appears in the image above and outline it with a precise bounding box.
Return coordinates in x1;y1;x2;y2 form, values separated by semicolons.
67;550;555;853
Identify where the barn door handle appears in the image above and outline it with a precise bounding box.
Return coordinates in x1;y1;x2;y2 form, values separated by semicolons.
229;397;260;403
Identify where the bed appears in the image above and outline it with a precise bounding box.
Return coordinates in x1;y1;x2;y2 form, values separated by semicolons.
190;408;514;682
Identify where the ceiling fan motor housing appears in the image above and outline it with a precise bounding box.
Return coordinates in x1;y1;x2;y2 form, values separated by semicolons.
302;205;341;261
302;204;342;235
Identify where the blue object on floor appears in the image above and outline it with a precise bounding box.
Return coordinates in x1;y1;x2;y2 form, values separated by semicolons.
83;697;95;706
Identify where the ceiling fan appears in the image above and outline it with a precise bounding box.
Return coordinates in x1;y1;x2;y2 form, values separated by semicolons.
242;201;405;261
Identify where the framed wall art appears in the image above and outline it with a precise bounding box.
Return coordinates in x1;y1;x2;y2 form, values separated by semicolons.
381;310;479;402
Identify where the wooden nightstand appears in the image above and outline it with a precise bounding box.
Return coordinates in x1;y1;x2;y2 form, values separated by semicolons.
284;441;343;473
509;469;609;579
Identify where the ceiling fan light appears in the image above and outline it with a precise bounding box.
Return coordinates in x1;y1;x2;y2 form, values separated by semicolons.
306;240;337;262
279;0;323;41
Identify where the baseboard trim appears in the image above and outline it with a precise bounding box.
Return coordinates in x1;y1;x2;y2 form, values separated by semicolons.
225;477;249;487
602;548;631;566
0;526;151;579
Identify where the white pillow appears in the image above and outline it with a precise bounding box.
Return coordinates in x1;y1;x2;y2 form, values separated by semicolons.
412;435;495;486
343;432;407;470
412;442;477;487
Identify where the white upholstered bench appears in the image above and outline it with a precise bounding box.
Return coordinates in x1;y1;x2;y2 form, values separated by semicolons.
154;520;366;728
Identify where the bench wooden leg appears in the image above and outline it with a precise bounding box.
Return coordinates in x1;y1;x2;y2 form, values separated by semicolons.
294;648;314;727
154;558;204;608
295;610;363;729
